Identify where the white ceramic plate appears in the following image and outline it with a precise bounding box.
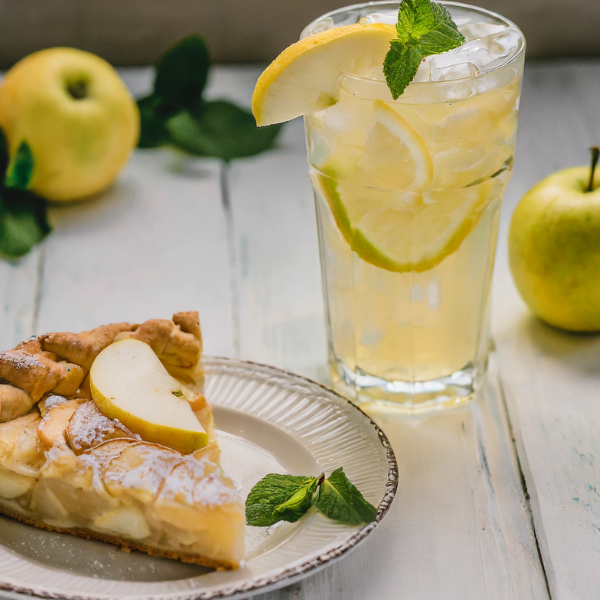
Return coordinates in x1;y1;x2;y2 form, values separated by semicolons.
0;357;397;600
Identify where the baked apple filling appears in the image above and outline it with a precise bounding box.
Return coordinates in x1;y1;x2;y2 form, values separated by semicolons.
0;312;245;570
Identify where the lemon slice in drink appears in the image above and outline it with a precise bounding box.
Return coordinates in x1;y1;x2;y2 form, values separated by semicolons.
252;23;395;126
314;170;495;273
359;100;433;192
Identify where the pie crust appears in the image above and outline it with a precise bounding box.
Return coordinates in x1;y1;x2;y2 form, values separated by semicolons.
0;312;245;570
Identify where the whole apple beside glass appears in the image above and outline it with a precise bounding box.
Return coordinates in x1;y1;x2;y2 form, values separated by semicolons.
509;148;600;332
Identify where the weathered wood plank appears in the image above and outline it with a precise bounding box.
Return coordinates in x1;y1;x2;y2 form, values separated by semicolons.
36;70;235;357
210;66;548;600
208;65;327;382
494;59;600;599
251;361;548;600
0;61;566;600
0;250;40;349
0;67;40;350
227;148;327;382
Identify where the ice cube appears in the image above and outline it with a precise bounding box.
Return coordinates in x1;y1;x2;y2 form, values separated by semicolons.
411;284;426;303
359;59;432;83
356;65;386;81
483;29;522;69
427;278;440;310
413;59;431;83
359;11;398;26
321;104;354;132
430;62;479;82
425;39;493;81
429;40;493;71
305;122;331;168
452;17;472;28
459;22;507;42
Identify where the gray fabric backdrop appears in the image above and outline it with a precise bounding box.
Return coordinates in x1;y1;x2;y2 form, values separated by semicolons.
0;0;596;67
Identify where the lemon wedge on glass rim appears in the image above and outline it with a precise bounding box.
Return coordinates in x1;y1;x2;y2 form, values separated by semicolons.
252;22;494;273
252;23;396;126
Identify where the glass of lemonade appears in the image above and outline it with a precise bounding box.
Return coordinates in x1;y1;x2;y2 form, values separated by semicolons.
303;3;525;413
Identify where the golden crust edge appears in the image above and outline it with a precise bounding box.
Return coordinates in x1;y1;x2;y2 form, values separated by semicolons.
0;501;239;571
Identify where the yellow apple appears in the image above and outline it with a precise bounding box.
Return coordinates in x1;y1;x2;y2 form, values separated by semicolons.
90;339;208;454
509;165;600;332
0;47;139;202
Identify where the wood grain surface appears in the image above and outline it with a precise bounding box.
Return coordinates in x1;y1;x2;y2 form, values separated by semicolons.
493;61;600;600
0;60;598;599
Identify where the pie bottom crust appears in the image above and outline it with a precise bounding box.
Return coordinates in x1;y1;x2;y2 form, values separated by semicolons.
0;500;237;570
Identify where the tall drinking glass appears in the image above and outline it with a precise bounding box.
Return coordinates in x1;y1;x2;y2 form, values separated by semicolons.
303;2;525;413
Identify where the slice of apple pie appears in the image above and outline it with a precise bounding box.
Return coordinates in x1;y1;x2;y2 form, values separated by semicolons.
0;312;245;570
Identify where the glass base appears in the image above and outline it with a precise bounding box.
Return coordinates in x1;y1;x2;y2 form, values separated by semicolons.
330;358;485;415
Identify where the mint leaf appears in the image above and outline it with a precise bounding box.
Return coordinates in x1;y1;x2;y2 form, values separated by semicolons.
384;0;465;100
0;188;50;259
274;482;317;516
246;474;319;527
0;129;49;259
154;34;210;112
384;43;425;98
396;0;435;39
137;94;171;148
167;101;282;161
419;3;465;53
5;141;34;190
137;34;283;159
137;34;211;148
315;468;377;525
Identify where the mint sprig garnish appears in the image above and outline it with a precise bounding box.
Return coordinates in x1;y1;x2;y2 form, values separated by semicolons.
138;34;282;161
246;468;377;527
383;0;466;100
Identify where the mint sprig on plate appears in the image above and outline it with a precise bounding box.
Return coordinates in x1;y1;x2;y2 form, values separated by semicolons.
383;0;466;100
315;467;378;524
138;35;282;161
246;468;377;527
246;474;320;526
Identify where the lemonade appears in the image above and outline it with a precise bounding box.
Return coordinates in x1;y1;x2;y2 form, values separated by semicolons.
252;1;525;413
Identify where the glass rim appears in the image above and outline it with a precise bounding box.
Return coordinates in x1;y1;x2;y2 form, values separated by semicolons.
301;1;526;88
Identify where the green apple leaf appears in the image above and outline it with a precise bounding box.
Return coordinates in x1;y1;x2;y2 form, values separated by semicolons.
137;94;171;148
166;101;282;161
154;34;211;112
5;141;34;190
137;35;283;159
0;187;51;259
0;127;9;175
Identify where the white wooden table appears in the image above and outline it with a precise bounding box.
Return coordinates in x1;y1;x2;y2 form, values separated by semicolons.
1;60;599;600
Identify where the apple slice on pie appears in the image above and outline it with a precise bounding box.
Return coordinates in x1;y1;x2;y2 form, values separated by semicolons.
0;312;244;570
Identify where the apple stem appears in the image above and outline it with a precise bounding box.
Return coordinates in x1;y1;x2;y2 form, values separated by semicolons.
587;146;600;192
